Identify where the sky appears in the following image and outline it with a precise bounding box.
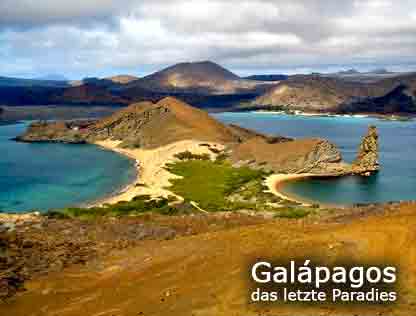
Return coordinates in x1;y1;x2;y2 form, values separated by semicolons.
1;0;415;79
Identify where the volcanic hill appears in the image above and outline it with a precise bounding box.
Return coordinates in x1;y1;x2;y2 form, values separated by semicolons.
125;61;271;95
89;97;243;148
104;75;139;84
253;73;416;113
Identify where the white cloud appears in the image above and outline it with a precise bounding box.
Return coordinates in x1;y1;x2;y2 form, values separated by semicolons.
354;0;392;9
0;0;415;77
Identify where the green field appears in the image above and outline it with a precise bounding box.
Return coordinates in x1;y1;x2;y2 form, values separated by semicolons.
166;159;310;216
49;159;313;219
166;160;267;211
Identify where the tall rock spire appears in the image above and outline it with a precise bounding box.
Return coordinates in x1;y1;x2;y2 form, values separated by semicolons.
352;125;380;176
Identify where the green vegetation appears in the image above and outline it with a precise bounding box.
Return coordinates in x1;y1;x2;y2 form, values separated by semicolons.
47;195;183;220
274;208;311;219
166;160;265;211
166;159;312;218
48;158;315;220
174;150;211;161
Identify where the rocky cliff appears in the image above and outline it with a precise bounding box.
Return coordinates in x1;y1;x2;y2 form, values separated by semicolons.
352;126;380;176
229;137;348;174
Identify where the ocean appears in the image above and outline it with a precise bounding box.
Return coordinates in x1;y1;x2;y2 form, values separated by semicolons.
214;112;416;205
0;122;136;213
2;113;415;213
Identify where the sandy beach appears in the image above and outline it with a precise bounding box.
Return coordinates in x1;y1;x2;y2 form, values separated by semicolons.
93;140;224;206
264;173;320;205
265;173;348;206
93;139;338;208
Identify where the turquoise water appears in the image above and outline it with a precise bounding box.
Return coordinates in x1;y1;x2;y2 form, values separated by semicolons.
214;112;416;205
0;123;136;213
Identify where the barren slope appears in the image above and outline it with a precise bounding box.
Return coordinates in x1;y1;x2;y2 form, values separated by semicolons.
254;73;416;112
89;97;242;148
4;202;416;316
125;61;271;95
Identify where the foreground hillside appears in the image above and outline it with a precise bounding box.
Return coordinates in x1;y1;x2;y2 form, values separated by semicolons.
2;202;416;315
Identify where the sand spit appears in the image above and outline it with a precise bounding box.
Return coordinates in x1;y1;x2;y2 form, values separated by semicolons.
93;140;224;205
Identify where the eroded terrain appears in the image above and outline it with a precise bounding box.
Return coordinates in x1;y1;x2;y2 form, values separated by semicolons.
2;202;416;316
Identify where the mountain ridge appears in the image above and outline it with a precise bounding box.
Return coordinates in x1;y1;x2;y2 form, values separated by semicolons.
1;62;416;115
252;73;416;113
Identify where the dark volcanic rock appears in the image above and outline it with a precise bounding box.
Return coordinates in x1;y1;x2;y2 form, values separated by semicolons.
340;84;416;114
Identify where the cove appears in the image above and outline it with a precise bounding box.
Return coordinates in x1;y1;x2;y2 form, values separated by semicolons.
0;122;136;213
214;112;416;205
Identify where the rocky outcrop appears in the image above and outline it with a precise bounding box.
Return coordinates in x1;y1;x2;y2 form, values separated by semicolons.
14;121;87;144
352;126;380;176
229;137;347;174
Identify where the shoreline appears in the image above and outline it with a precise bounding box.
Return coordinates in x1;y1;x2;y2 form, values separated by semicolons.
264;173;318;206
82;145;140;208
247;110;415;121
265;173;345;208
90;139;223;207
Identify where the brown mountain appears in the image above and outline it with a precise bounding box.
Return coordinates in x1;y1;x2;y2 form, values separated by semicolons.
125;61;270;95
340;84;416;114
50;83;127;105
89;96;243;148
0;62;272;109
253;75;383;111
3;65;414;115
253;73;416;113
104;75;139;84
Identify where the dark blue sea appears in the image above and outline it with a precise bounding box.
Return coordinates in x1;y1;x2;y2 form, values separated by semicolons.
0;123;136;213
214;112;416;205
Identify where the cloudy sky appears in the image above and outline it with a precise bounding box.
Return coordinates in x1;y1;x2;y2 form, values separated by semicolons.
1;0;415;79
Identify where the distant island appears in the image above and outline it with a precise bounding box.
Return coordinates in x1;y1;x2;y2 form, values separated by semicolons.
0;61;415;122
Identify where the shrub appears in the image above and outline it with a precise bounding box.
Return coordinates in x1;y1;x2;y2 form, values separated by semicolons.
49;195;183;219
174;151;210;161
274;208;310;219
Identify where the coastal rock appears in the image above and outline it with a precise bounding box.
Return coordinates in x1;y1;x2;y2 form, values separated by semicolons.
14;121;86;144
229;137;345;174
352;125;380;175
